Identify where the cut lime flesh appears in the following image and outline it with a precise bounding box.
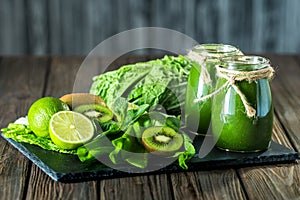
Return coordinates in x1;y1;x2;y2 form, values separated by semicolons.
49;111;94;149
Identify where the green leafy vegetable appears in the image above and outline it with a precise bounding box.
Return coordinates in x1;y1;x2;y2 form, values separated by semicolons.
1;123;76;154
77;98;196;170
90;55;193;116
112;97;149;130
88;55;197;169
171;134;196;169
109;126;148;168
77;133;115;162
77;97;149;166
134;111;195;169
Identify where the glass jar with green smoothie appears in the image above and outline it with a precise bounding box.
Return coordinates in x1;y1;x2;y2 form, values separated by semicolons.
211;55;275;152
185;44;242;135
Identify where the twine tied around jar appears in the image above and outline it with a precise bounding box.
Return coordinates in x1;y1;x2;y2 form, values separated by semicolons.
187;50;212;84
194;65;275;118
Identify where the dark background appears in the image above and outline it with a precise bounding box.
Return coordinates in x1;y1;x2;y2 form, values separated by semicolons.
1;0;300;55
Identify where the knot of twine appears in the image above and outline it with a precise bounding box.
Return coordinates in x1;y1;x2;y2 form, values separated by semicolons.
194;65;275;118
187;50;211;84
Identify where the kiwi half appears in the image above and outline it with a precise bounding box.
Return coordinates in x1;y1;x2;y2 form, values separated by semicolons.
74;104;113;123
60;93;106;109
142;126;183;155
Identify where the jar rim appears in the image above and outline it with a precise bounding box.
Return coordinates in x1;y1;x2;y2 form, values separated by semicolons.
219;55;270;71
192;43;241;56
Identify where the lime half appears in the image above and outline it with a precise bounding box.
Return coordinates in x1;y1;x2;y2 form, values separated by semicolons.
49;111;94;150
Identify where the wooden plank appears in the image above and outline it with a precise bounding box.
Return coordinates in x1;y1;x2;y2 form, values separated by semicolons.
26;164;97;200
26;0;49;55
218;0;254;52
47;0;62;55
252;0;283;53
0;57;49;200
237;54;300;200
44;56;84;97
182;0;196;40
280;1;300;53
0;142;30;200
60;0;85;55
272;116;295;150
2;0;300;55
100;175;172;200
239;163;300;200
25;57;98;199
170;170;246;200
238;114;300;200
239;114;300;199
267;55;300;152
195;0;219;43
0;57;49;122
0;57;49;101
84;0;117;53
0;0;27;55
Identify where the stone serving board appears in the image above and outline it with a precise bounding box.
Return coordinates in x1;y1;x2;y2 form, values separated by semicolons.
1;135;299;183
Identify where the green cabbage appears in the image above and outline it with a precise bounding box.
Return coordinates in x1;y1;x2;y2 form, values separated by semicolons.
90;55;193;116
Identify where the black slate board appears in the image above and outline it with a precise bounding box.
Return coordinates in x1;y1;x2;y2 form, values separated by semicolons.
1;134;299;183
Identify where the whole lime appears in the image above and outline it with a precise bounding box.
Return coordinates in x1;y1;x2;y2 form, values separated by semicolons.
28;97;70;137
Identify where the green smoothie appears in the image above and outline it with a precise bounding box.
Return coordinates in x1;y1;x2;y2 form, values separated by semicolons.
185;44;242;134
185;62;212;134
211;56;274;152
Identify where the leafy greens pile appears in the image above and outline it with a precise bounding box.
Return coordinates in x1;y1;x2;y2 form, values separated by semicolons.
90;55;193;116
86;55;196;169
77;97;195;169
1;55;197;170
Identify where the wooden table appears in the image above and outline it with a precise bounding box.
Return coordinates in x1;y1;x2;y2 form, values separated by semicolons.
0;55;299;200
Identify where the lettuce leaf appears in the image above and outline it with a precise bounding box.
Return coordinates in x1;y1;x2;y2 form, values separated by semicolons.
90;55;192;116
77;97;149;165
171;134;196;169
1;123;77;154
109;125;148;169
77;98;196;170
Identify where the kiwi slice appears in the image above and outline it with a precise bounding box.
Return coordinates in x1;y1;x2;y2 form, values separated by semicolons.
60;93;106;109
74;104;113;123
142;126;183;155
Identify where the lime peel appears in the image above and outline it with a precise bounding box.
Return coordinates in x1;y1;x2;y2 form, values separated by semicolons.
28;97;70;137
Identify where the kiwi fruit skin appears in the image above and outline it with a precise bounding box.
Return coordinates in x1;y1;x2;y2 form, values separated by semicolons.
60;93;106;109
141;126;183;155
74;104;113;123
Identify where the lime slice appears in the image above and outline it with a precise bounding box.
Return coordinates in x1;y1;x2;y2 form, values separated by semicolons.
49;111;94;150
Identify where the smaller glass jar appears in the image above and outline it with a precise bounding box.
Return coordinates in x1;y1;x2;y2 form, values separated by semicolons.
211;56;274;152
185;44;242;135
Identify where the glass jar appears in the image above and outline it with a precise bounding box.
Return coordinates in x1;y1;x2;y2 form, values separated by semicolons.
185;44;242;134
211;56;274;152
